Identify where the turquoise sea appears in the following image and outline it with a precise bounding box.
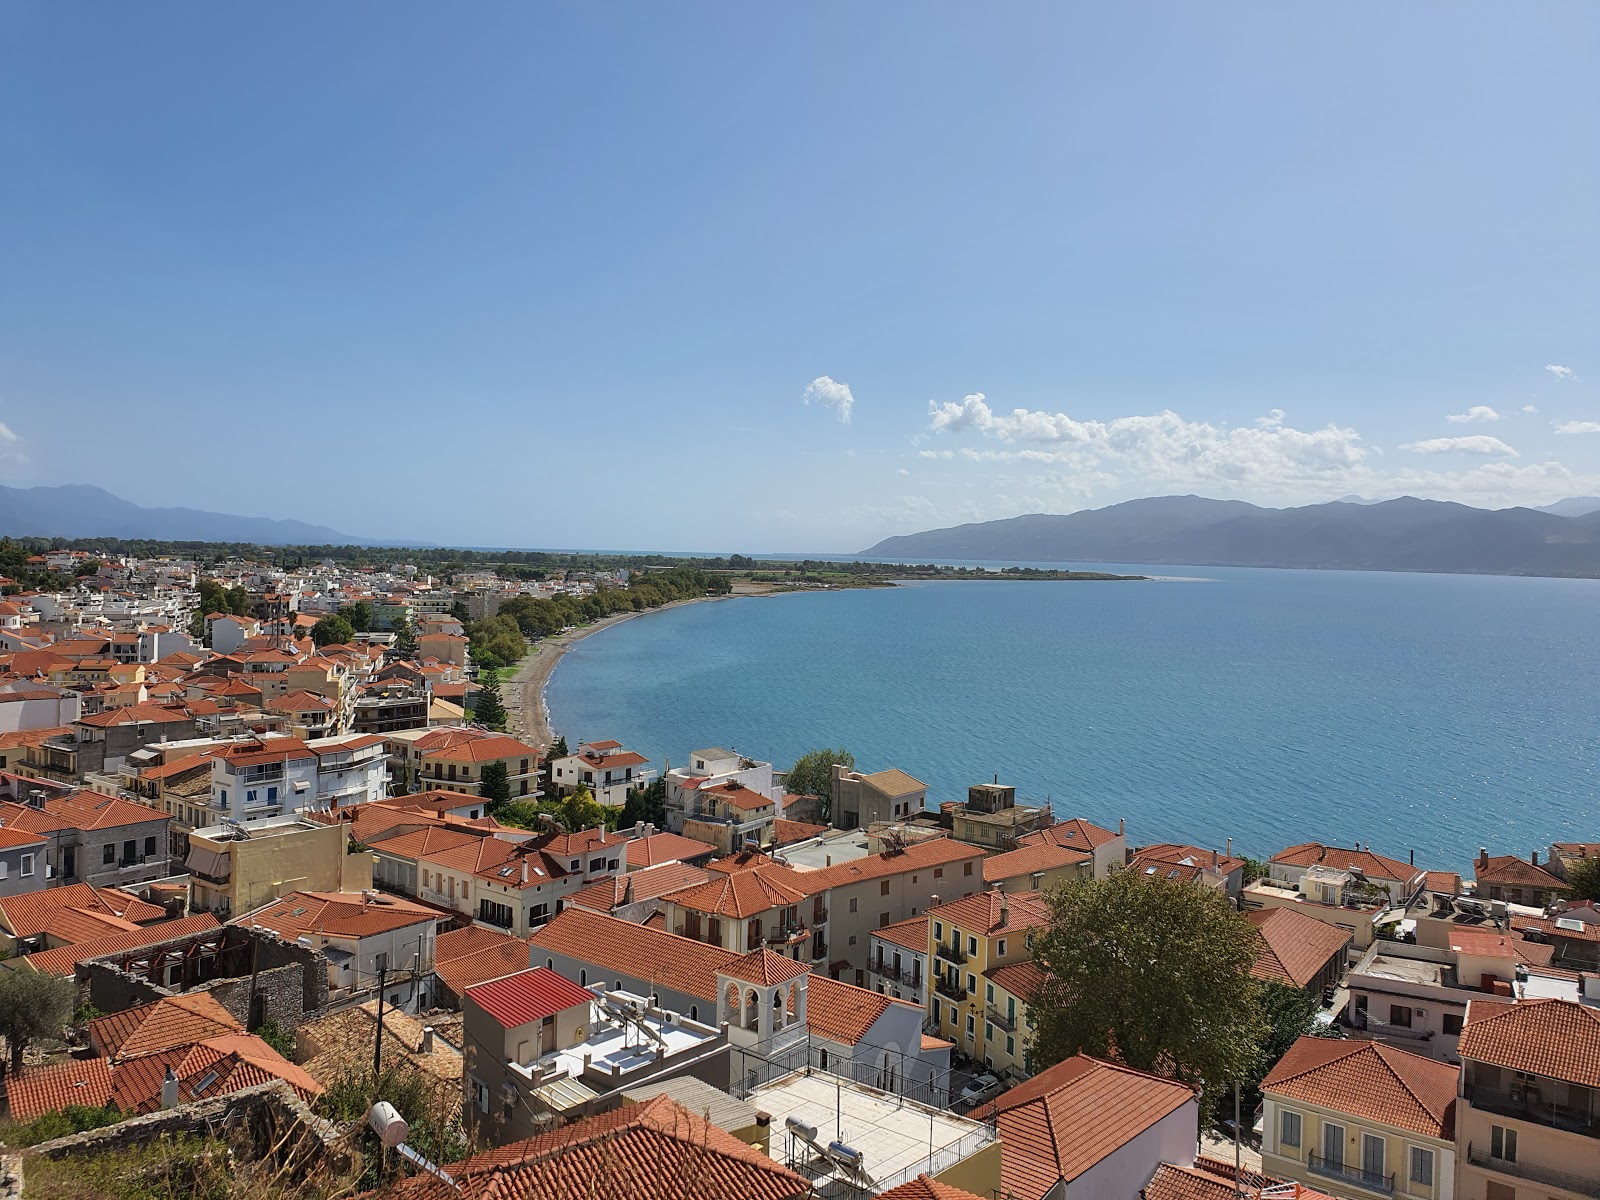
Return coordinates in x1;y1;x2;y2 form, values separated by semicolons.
544;566;1600;869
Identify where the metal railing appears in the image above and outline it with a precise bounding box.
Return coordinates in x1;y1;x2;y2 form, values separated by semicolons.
1466;1086;1600;1138
1307;1154;1393;1195
986;1006;1017;1033
1466;1144;1600;1198
935;942;967;965
934;977;967;1002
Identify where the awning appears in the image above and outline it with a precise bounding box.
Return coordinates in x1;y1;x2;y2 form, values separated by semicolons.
184;846;231;879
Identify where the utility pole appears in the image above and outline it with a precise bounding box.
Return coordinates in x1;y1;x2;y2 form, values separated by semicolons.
373;965;387;1081
1234;1080;1243;1198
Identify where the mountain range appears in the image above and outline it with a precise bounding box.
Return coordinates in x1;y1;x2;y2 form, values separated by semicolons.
0;484;380;545
861;495;1600;577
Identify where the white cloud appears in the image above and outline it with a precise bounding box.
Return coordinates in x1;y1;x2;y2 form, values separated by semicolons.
1446;406;1500;423
1521;404;1539;414
1546;364;1577;381
803;376;854;424
0;423;16;444
917;449;953;460
1555;420;1600;435
926;396;1369;486
896;468;911;476
1402;436;1519;457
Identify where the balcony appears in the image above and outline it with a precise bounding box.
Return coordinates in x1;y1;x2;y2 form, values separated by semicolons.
986;1006;1017;1033
1466;1144;1600;1199
935;942;967;965
934;977;967;1003
1307;1154;1393;1195
1359;1018;1433;1043
1467;1085;1600;1139
766;923;808;947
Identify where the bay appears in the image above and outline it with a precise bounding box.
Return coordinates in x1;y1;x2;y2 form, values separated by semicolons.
544;565;1600;869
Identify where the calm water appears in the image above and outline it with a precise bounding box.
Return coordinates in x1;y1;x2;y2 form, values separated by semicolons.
545;567;1600;869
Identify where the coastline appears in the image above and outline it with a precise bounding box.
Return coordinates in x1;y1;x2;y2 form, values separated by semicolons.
503;585;787;748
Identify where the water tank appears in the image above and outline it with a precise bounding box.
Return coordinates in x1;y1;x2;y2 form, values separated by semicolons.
785;1117;818;1141
829;1141;864;1165
367;1101;409;1149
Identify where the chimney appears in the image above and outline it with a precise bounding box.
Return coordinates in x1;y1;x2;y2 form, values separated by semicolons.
1478;848;1489;870
999;892;1009;928
1226;837;1232;858
161;1067;180;1110
1211;849;1219;869
421;1025;435;1054
1119;818;1125;836
522;861;529;883
1531;850;1540;867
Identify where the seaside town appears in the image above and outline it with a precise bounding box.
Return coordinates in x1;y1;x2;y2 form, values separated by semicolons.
0;547;1590;1200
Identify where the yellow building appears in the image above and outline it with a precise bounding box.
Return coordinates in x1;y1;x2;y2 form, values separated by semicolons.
928;888;1049;1073
1262;1036;1458;1200
185;814;372;918
983;958;1045;1079
981;840;1092;894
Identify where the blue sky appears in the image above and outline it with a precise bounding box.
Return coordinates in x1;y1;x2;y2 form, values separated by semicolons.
0;3;1595;551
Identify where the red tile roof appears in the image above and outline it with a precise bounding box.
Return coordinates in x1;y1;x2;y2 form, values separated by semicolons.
1458;996;1600;1086
798;836;982;892
466;967;594;1027
89;991;243;1060
0;883;166;940
233;890;437;940
806;974;911;1045
720;949;809;987
877;1174;987;1200
626;831;716;868
1272;842;1420;884
2;1056;114;1119
983;841;1090;884
929;889;1048;939
872;915;930;954
0;790;165;833
1019;818;1121;852
1261;1036;1457;1138
1474;854;1567;891
1131;843;1244;882
663;865;812;918
436;939;533;1001
772;818;829;846
568;861;710;913
1143;1159;1338;1200
19;914;221;977
983;1054;1197;1200
985;960;1046;1004
392;1095;809;1200
1247;907;1351;989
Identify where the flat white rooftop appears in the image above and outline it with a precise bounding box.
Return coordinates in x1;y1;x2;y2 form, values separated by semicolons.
748;1069;995;1198
510;991;721;1101
1358;956;1447;987
781;830;874;870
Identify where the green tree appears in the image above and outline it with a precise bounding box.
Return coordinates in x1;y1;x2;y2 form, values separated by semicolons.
449;600;470;623
311;614;355;646
1031;870;1266;1117
480;760;511;810
785;747;854;821
1241;857;1270;884
473;674;508;730
1564;855;1600;903
1243;981;1339;1116
548;735;569;760
393;617;418;658
254;1016;296;1059
558;785;613;832
620;775;667;829
0;970;75;1075
339;601;374;632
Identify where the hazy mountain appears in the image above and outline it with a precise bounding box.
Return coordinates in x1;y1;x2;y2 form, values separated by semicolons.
0;484;384;545
861;495;1600;577
1536;496;1600;518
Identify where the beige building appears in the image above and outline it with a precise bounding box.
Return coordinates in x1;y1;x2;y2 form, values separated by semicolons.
681;781;777;855
1016;816;1127;878
1262;1035;1459;1200
416;631;469;667
185;814;373;917
1455;994;1600;1200
982;839;1092;893
943;782;1053;849
830;763;927;830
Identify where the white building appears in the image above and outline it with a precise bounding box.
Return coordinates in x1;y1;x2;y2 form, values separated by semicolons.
548;740;653;807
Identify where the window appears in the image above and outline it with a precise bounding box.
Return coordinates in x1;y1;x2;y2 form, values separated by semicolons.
963;861;973;876
1409;1147;1433;1187
246;790;257;806
471;1077;489;1112
965;1014;975;1038
966;973;976;993
218;788;228;805
375;952;388;973
967;936;977;955
879;913;890;927
996;938;1007;958
848;935;856;946
1490;1125;1517;1163
1321;1122;1344;1167
849;897;858;913
266;786;277;802
1389;1004;1412;1028
1279;1109;1302;1149
144;836;156;856
880;880;890;896
985;983;995;1004
0;862;6;880
1005;1035;1016;1056
1442;1013;1463;1036
985;1022;993;1040
18;854;33;878
931;998;941;1024
1361;1133;1385;1182
933;921;943;940
103;843;116;865
123;840;136;862
934;867;943;879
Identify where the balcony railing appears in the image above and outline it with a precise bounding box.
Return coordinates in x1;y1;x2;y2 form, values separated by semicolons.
1307;1154;1393;1195
766;923;808;946
810;940;827;961
934;977;967;1002
1466;1144;1600;1199
1467;1085;1600;1138
986;1006;1017;1033
935;942;967;965
1359;1018;1433;1042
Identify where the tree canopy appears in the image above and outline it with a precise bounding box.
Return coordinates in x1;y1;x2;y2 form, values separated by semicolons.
785;748;854;820
1565;855;1600;903
479;761;511;810
473;674;508;731
338;601;373;632
621;776;667;829
311;614;355;646
498;785;614;834
0;970;75;1074
1030;870;1266;1114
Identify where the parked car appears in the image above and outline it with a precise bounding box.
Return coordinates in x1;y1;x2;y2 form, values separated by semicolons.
957;1073;1003;1106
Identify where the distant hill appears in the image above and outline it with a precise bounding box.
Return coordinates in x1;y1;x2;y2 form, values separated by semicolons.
1536;496;1600;518
861;495;1600;577
0;484;383;545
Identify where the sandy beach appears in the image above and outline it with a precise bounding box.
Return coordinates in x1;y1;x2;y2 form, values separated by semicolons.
502;583;783;748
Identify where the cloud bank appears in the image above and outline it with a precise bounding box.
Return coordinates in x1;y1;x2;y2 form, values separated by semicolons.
803;376;854;424
1402;436;1519;457
1556;421;1600;435
1546;365;1577;381
1446;406;1500;423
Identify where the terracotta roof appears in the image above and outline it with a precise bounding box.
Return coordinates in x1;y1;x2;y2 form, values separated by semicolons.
806;974;918;1046
415;728;538;763
234;890;437;940
872;915;930;954
1142;1159;1338;1200
626;831;716;868
0;825;46;850
19;914;221;977
929;889;1048;938
266;689;335;712
877;1174;987;1200
700;780;774;812
1131;843;1245;881
857;768;927;798
1458;996;1600;1086
1272;842;1420;884
0;883;166;940
985;960;1046;1003
1423;870;1461;896
2;1056;114;1119
1261;1036;1457;1138
466;967;595;1027
75;701;192;727
382;789;488;815
1247;907;1351;989
392;1095;810;1200
89;991;243;1060
772;818;829;846
663;865;813;918
1019;817;1121;852
0;790;166;833
436;924;523;963
568;861;710;913
720;948;809;986
1512;914;1600;944
437;939;534;1001
984;1054;1197;1200
1474;854;1567;891
983;841;1090;884
798;836;981;892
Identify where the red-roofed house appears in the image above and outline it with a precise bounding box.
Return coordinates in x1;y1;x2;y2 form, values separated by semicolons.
1017;816;1127;878
548;740;653;807
394;726;540;799
0;789;170;890
1472;849;1569;909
